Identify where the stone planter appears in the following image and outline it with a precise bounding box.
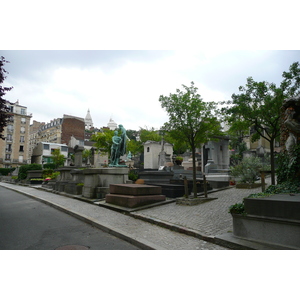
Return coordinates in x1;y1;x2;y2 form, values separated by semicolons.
232;213;300;249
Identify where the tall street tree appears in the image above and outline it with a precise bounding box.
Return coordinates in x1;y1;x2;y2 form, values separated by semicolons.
159;82;222;198
0;56;13;140
221;77;285;185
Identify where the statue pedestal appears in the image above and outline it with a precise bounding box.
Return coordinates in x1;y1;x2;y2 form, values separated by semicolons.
82;168;129;198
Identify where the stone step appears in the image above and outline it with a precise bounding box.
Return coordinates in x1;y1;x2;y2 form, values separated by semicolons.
109;184;162;196
106;194;166;208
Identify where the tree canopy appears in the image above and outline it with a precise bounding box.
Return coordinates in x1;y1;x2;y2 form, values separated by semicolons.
91;128;115;156
221;61;300;185
159;82;222;197
221;77;284;185
51;149;66;168
0;56;13;140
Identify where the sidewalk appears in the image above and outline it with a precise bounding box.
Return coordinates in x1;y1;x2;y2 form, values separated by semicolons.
0;180;271;250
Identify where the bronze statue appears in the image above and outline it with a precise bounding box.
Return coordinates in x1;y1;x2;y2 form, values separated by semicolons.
109;125;129;167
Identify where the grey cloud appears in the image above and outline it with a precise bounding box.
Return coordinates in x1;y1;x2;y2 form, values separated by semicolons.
1;50;174;81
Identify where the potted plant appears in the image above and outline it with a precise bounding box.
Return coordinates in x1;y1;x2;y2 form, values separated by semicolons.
175;156;183;165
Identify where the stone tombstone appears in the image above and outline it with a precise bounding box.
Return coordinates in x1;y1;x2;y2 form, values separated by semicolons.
74;145;85;168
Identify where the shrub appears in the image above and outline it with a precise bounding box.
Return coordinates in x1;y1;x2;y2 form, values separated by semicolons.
229;202;245;214
0;168;15;176
249;181;300;198
128;169;138;181
230;156;264;184
50;172;60;180
18;164;42;180
42;169;54;178
43;163;56;169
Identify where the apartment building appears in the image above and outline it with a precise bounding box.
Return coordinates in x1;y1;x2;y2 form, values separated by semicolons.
31;142;68;165
29;115;85;157
0;100;32;168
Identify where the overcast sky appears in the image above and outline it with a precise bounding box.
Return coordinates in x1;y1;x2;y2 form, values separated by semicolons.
1;50;299;130
2;1;299;131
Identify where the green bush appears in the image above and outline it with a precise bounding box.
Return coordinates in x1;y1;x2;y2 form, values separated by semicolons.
0;168;15;176
43;163;56;169
42;169;54;178
229;202;245;214
230;156;264;184
18;164;42;180
249;181;300;198
128;169;138;181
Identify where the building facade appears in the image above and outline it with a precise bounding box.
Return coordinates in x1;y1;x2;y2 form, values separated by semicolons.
31;142;69;165
0;101;32;168
29;114;85;158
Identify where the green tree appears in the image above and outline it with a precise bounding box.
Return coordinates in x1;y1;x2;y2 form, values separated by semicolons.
159;82;222;198
281;61;300;97
0;56;13;140
127;127;162;157
91;128;115;156
51;149;65;168
221;77;285;185
139;127;161;143
127;139;143;156
82;149;91;163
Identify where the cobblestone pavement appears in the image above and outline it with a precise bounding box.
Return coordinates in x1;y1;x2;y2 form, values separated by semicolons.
132;180;271;238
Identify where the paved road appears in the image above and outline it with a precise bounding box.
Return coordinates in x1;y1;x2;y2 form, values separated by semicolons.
0;187;140;250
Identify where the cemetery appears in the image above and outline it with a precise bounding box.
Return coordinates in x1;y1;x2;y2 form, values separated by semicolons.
1;74;300;250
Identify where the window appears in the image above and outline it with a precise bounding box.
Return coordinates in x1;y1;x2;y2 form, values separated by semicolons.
20;126;25;133
61;146;68;152
43;144;50;150
19;145;24;152
20;136;25;143
21;108;26;115
147;147;150;152
5;154;11;160
6;144;12;152
9;106;14;112
21;118;26;124
19;155;24;163
7;124;13;132
6;134;12;142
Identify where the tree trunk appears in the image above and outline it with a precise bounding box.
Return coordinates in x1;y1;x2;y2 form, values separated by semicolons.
269;138;276;185
191;146;197;198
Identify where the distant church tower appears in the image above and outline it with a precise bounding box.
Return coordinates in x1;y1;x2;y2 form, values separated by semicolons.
107;118;118;130
85;109;94;130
